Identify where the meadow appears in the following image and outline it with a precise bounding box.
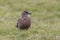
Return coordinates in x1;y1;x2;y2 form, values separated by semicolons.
0;0;60;40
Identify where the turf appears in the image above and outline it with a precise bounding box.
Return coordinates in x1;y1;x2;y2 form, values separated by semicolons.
0;0;60;40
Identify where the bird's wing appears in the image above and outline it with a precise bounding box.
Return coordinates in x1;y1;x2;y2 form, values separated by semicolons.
17;17;26;26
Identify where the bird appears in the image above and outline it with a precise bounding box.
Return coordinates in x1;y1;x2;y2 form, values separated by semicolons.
16;11;31;30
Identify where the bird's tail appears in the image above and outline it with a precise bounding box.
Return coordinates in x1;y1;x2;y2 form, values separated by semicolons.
16;24;18;28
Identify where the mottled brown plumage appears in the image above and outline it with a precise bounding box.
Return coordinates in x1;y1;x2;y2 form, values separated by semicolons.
16;11;31;30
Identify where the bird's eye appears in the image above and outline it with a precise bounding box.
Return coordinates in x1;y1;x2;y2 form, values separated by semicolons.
25;12;28;13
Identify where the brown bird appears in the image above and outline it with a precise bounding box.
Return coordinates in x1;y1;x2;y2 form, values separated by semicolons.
16;11;31;30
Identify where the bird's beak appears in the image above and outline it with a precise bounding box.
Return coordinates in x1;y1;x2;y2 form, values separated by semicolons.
29;12;31;15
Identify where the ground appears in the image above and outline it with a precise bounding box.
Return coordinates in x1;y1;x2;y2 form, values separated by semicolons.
0;0;60;40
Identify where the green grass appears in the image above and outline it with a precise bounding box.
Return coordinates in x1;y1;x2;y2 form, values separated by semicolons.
0;0;60;40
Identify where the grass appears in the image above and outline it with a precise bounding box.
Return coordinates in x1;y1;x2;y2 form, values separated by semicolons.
0;0;60;40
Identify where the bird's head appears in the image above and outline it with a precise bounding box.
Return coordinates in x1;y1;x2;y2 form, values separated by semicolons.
22;11;31;16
